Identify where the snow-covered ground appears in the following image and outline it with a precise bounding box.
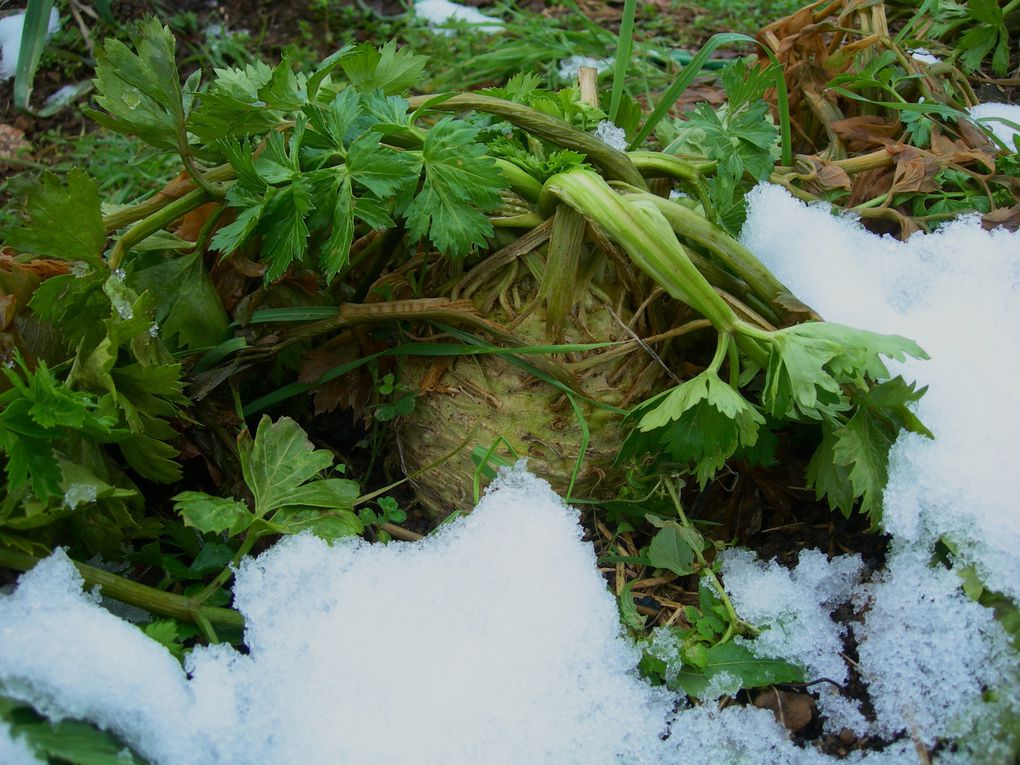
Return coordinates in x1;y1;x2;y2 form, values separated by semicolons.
2;109;1020;762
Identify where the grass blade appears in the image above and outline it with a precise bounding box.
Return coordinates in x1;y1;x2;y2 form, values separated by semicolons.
630;32;793;166
13;0;55;110
609;0;637;124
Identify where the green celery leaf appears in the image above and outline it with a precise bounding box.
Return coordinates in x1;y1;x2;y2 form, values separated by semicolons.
304;87;365;149
347;131;419;198
2;169;106;266
831;407;892;524
5;716;144;765
0;397;62;501
762;325;847;419
210;187;271;257
404;117;504;257
174;491;254;537
805;422;856;518
188;61;282;141
260;175;313;281
361;91;412;128
88;17;186;152
258;58;306;111
635;370;764;486
239;415;360;518
133;251;229;350
119;431;181;483
320;174;355;281
341;41;428;95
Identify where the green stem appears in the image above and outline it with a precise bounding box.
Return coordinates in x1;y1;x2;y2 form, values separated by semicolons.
493;158;543;202
617;190;818;323
108;188;211;269
541;167;737;332
663;481;759;642
101;163;234;233
407;93;648;189
627;151;717;218
0;548;244;629
194;533;259;606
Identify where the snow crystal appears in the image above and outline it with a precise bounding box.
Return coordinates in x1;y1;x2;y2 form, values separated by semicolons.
62;483;98;510
908;48;939;65
721;549;867;733
741;184;1020;600
0;9;60;81
853;547;1017;748
0;720;42;765
594;120;628;151
969;102;1020;148
412;0;503;35
558;55;612;82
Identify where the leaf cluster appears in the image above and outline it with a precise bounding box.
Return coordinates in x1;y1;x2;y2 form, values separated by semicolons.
636;582;805;698
174;415;362;543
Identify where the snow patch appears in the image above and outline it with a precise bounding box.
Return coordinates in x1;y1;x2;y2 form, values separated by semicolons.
0;720;42;765
969;102;1020;147
0;9;60;81
558;55;612;82
741;184;1020;600
412;0;503;35
593;120;627;151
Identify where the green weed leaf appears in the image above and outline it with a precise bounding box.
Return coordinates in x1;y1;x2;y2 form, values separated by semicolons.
133;251;229;350
2;169;105;266
648;522;699;576
239;416;360;519
174;491;254;537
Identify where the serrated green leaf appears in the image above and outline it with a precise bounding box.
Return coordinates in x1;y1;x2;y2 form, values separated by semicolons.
278;509;363;542
258;57;306;111
239;416;358;518
806;423;856;518
88;17;185;152
305;87;365;149
188;61;282;141
404;117;505;257
831;406;895;524
2;169;106;266
347;131;418;198
634;370;764;486
174;491;254;537
341;41;427;96
763;326;846;419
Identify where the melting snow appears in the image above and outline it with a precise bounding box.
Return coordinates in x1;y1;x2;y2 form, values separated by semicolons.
0;9;60;81
969;102;1020;147
0;720;41;765
412;0;503;35
593;120;628;151
558;55;613;82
